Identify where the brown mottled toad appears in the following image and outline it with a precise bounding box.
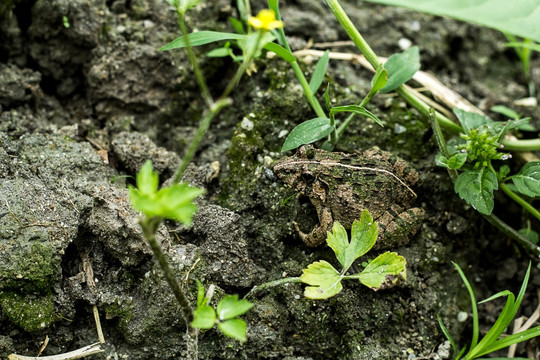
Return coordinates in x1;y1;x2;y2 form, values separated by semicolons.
273;146;425;248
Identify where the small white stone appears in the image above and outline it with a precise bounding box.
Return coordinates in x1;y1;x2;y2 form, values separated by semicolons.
398;38;413;50
457;311;468;322
241;117;254;131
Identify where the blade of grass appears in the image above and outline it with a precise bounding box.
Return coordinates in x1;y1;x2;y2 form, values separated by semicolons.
453;262;480;350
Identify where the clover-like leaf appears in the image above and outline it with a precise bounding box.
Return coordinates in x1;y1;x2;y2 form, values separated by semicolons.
299;260;342;299
191;305;216;329
454;167;498;215
356;252;407;290
217;319;248;342
216;295;254;321
510;161;540;197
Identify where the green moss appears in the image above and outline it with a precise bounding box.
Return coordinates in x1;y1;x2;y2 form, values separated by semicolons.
105;302;134;332
0;292;57;332
1;242;59;294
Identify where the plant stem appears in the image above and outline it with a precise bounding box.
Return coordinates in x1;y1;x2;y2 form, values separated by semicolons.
429;108;458;182
177;13;212;106
500;182;540;222
173;98;232;184
500;138;540;151
273;3;326;118
244;277;302;299
324;0;379;68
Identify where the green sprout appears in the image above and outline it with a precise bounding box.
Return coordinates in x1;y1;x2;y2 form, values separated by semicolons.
191;281;253;342
438;262;540;359
246;210;407;300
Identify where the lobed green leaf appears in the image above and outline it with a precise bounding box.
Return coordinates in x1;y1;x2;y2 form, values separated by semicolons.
356;252;406;290
299;260;342;299
216;295;254;321
217;318;248;342
191;305;216;329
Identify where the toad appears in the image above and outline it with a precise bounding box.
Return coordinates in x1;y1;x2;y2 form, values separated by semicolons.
273;146;425;248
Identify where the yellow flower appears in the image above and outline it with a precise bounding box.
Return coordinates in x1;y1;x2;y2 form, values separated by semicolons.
248;9;284;31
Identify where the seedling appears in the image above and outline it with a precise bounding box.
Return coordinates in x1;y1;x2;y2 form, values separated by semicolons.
434;109;540;222
438;262;540;359
300;210;407;299
191;281;253;342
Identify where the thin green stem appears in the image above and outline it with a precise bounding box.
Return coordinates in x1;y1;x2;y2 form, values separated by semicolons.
501;138;540;151
244;277;302;299
140;217;196;330
324;0;380;68
429;108;458;182
177;13;212;106
500;182;540;222
272;2;326;118
173;98;232;183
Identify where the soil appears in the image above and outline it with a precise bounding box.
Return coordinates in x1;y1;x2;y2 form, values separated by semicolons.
1;0;540;359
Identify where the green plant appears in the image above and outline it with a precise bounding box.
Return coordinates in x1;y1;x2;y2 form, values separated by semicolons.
438;262;540;359
245;210;407;300
300;210;407;299
434;108;540;220
191;281;253;342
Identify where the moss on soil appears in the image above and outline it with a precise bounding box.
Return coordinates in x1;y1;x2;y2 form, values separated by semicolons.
0;292;57;332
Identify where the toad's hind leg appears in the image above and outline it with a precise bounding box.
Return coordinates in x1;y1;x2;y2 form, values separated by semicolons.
293;205;333;247
376;206;425;249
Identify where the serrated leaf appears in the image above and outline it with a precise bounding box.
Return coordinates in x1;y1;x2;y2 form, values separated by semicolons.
356;252;407;290
511;161;540;197
326;221;350;269
160;31;245;51
380;46;420;93
216;295;254;321
217;319;248;342
454;167;498;215
309;50;330;93
191;305;216;329
154;183;204;225
499;165;511;179
330;105;383;127
299;260;343;299
447;153;467;170
281;117;333;151
362;0;540;43
454;108;493;133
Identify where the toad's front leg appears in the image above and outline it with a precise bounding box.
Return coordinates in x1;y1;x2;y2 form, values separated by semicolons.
293;198;333;247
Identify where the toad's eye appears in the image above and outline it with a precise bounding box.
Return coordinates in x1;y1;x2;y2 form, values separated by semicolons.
302;172;314;182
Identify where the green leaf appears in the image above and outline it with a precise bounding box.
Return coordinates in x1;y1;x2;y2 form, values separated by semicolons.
481;326;540;355
490;105;520;120
518;228;539;244
229;16;245;34
356;252;407;290
191;305;216;329
371;64;389;93
324;83;331;111
154;183;205;225
330;105;383;127
361;0;540;43
454;167;498;215
505;41;540;52
216;295;253;321
495;118;532;141
510;161;540;197
499;165;511;179
309;50;330;94
453;108;493;133
380;46;420;93
281;117;334;151
217;318;248;342
178;0;203;13
344;211;378;271
436;152;467;170
160;31;245;51
136;160;159;196
325;221;350;269
206;47;232;58
196;280;205;307
263;42;296;63
299;260;343;299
